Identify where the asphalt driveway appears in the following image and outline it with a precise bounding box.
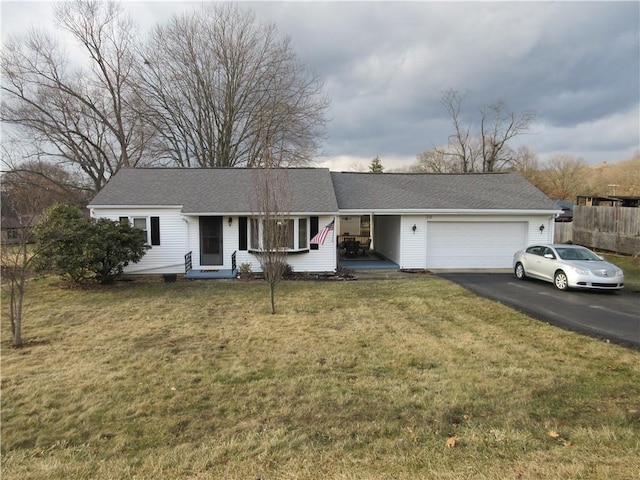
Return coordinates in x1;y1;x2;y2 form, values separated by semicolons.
437;272;640;349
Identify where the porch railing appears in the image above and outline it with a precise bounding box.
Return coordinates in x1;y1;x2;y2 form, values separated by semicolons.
231;251;237;275
184;251;192;273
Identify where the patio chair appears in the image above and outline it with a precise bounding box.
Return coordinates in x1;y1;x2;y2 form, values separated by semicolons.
358;238;371;256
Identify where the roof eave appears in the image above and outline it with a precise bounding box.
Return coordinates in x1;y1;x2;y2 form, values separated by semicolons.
88;204;184;209
182;211;339;216
337;208;562;215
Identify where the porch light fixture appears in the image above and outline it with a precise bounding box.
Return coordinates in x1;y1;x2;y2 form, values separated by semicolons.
412;224;417;233
228;217;233;227
539;224;545;233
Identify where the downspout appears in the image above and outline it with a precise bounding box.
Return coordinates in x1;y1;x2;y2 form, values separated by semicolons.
182;216;190;256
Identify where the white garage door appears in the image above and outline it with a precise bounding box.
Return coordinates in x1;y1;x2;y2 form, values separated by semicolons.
427;222;528;269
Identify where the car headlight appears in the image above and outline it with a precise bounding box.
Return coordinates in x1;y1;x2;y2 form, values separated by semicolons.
572;266;589;275
616;269;624;277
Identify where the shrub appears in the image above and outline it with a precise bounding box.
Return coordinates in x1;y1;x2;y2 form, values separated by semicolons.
33;204;94;283
238;262;253;280
86;218;149;284
34;204;149;284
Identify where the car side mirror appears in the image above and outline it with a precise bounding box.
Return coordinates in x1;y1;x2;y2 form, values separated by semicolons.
544;253;554;259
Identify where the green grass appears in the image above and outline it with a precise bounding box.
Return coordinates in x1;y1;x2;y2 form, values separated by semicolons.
2;274;639;479
600;252;640;291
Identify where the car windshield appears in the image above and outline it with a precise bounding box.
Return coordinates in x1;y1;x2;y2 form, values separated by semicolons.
555;247;601;261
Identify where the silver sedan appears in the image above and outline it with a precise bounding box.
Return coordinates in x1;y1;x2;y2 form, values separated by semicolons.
513;244;624;291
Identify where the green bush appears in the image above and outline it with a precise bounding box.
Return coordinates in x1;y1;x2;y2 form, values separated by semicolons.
34;204;149;284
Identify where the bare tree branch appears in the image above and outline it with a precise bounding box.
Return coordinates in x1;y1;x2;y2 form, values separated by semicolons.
1;0;155;193
135;3;329;168
431;89;535;172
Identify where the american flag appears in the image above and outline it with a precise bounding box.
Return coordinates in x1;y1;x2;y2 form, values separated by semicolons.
310;220;334;245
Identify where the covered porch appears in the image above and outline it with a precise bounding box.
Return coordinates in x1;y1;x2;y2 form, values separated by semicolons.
336;214;398;270
338;250;399;270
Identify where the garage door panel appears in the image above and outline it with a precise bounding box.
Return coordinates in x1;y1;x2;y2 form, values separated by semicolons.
427;222;527;269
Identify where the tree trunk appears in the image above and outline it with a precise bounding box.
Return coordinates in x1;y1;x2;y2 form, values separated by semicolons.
9;276;25;348
269;282;276;314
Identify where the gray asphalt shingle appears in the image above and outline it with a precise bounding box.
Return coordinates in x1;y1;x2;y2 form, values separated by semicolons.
89;168;339;214
89;168;557;213
330;171;557;211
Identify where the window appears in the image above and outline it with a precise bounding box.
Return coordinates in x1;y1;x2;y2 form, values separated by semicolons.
250;218;260;250
249;216;309;252
526;246;542;256
122;216;160;246
298;218;307;249
133;218;148;243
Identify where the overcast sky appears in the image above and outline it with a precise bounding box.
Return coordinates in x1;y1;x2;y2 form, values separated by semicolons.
2;1;639;171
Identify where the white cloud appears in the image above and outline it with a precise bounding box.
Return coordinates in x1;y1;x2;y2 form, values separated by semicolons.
3;0;638;166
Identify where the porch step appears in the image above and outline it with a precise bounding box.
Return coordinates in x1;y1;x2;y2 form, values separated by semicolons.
184;269;236;279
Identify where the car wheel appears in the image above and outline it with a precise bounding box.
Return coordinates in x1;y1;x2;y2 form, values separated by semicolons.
554;271;569;290
515;262;526;280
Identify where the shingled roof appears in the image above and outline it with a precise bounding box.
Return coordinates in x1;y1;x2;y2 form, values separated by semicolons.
330;171;557;211
88;168;339;214
89;168;557;214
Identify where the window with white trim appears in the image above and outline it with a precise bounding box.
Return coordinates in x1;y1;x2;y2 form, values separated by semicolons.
249;216;309;252
133;218;148;242
119;216;161;246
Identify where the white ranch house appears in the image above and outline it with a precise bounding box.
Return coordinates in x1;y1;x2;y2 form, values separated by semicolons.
88;168;560;277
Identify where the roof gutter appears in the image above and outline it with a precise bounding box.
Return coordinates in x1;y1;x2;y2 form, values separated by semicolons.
88;204;184;209
182;211;339;216
337;209;563;216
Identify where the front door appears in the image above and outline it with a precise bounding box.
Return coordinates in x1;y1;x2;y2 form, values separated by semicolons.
200;216;223;265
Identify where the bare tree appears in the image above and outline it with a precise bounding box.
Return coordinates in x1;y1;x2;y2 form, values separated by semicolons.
435;89;480;172
411;149;455;173
509;145;543;187
250;167;291;314
480;100;535;172
434;89;534;172
1;0;154;193
587;153;640;197
0;146;57;347
135;3;329;168
542;154;589;201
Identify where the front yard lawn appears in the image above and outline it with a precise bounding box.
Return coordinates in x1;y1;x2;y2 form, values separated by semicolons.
2;275;639;479
601;252;640;291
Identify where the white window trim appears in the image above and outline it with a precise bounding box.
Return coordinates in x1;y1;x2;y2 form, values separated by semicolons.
121;216;150;245
249;216;309;253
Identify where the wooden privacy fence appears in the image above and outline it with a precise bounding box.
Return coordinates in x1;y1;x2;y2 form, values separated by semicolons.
554;222;573;244
564;206;640;255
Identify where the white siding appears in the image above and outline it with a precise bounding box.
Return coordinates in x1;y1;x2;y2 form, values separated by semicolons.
399;216;428;269
185;216;239;271
374;215;401;264
339;216;361;236
189;214;336;274
91;207;187;274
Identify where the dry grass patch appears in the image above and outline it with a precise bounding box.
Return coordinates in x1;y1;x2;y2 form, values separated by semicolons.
2;275;639;479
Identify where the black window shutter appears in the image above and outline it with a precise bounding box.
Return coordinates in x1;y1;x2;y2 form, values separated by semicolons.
238;217;248;250
310;216;319;250
150;217;160;245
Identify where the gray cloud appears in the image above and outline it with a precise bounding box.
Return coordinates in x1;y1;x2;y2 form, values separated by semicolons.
251;1;639;166
3;1;638;168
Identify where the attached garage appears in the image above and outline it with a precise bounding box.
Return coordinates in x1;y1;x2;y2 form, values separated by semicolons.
427;221;528;269
330;171;560;271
